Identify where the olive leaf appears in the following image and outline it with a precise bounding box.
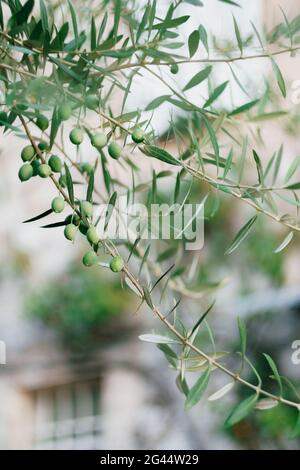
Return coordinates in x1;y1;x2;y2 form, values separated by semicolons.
229;99;259;116
225;215;258;255
188;30;200;58
237;317;247;360
290;411;300;439
271;58;286;98
225;394;258;427
23;208;53;223
141;145;180;166
208;382;235;402
274;231;294;253
183;66;212;91
64;163;75;205
185;367;210;409
139;334;179;344
86;170;94;203
145;95;171;111
263;353;283;396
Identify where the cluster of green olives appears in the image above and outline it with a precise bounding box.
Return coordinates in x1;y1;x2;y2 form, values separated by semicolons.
69;125;145;160
63;208;124;272
18;141;63;183
13;95;133;274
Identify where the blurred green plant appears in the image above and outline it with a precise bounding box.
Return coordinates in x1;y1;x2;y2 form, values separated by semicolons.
26;263;132;349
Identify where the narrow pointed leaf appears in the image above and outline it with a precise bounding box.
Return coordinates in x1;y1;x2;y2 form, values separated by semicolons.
185;367;210;409
141;145;180;166
225;394;258;427
255;399;278;410
263;353;283;395
274;231;294;253
139;334;179;344
204;81;228;108
225;215;257;255
86;170;94;203
208;382;235;401
229;99;259;116
290;411;300;439
188;30;200;58
233;16;243;55
23;208;53;223
64;163;74;205
238;317;247;359
183;66;212;92
271;59;286;98
146;95;171;111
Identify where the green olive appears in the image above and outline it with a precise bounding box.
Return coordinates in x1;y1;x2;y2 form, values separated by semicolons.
108;141;121;160
21;145;35;162
48;155;62;173
38;163;52;178
110;255;124;273
79;222;89;235
86;94;99;110
65;214;80;226
38;141;50;152
132;128;144;144
51;196;65;213
170;63;179;74
81;200;93;218
64;223;77;241
91;132;107;149
86;226;99;244
31;159;41;176
82;250;98;267
69;128;84;145
58;102;72;121
18;163;33;182
36;115;49;131
81;162;94;175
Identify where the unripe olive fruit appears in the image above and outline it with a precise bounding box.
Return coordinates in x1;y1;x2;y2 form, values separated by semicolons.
59;174;67;188
38;141;49;152
79;222;88;235
170;63;179;74
81;162;93;175
51;196;65;213
86;226;99;244
81;200;93;218
36;115;49;131
132;128;144;144
108;141;122;160
31;159;41;176
49;155;62;173
21;145;35;162
38;163;52;178
86;94;99;110
69;128;84;145
91;132;107;149
65;214;80;226
64;223;77;241
82;250;98;267
58;102;72;121
0;111;7;125
18;163;33;182
110;256;124;273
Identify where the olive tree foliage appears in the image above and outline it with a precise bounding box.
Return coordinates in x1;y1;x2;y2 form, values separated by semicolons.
1;0;300;434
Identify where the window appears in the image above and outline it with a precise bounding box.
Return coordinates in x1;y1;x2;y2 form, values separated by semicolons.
33;379;102;450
